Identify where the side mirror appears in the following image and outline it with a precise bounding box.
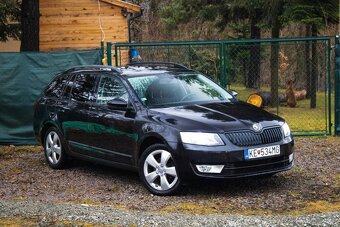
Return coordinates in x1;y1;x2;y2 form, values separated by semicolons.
107;98;131;111
230;90;238;97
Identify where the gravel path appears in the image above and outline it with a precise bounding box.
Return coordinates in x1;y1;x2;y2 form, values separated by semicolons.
0;137;339;226
0;200;339;226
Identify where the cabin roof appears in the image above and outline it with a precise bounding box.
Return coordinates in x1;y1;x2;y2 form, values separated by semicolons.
100;0;141;13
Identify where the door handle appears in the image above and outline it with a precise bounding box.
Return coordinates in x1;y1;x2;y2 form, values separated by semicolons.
49;112;56;119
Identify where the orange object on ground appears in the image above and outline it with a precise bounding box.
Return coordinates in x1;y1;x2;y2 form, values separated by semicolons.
247;94;263;108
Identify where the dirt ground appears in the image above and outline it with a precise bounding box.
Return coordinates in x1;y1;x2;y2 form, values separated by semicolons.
0;137;339;215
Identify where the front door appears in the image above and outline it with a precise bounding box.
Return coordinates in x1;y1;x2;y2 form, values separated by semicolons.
87;74;137;165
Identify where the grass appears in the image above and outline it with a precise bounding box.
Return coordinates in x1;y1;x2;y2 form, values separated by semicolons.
229;84;333;135
159;200;340;216
160;202;219;215
0;145;42;157
0;217;38;227
289;200;340;215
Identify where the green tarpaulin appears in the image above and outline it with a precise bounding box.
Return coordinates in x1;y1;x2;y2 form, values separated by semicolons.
0;49;101;145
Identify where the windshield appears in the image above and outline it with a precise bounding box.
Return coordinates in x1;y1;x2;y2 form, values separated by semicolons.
127;73;234;107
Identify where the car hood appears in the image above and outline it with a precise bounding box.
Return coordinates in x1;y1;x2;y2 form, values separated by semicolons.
148;101;284;132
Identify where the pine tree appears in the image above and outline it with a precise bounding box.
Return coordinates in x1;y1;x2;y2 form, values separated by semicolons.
283;0;338;108
161;0;264;88
0;0;20;42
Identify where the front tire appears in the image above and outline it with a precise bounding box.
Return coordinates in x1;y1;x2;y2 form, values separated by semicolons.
139;144;181;196
44;127;68;169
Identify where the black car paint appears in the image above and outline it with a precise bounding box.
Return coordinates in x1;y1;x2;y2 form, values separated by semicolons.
33;66;294;181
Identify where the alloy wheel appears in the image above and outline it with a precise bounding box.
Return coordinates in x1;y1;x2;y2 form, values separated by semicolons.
143;149;178;191
45;131;62;164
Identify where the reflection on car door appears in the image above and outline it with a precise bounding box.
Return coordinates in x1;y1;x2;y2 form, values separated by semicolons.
58;73;98;154
86;74;137;165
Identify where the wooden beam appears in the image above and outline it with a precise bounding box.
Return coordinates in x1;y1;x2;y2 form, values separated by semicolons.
100;0;141;13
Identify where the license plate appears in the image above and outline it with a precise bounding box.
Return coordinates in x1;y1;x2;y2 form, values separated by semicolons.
244;145;280;160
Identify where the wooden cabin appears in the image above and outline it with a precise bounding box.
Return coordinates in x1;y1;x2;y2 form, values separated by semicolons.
39;0;141;52
0;39;20;52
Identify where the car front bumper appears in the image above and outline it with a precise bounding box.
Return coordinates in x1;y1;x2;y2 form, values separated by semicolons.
170;136;294;180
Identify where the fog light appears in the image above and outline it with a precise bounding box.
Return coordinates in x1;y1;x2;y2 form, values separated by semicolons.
289;153;294;163
196;165;224;173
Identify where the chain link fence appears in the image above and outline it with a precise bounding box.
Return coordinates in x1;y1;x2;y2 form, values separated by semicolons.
107;37;332;136
225;38;331;136
108;41;224;84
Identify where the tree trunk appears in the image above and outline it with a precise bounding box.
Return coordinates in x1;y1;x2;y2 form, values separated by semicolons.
246;16;261;89
310;24;318;108
20;0;39;51
305;25;312;98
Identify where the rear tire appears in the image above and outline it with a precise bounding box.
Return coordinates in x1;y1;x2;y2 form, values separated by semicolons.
44;127;68;169
139;144;181;196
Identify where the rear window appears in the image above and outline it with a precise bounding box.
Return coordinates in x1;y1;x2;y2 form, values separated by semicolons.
45;74;70;98
70;73;97;102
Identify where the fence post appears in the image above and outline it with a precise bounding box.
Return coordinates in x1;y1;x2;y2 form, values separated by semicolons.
335;35;340;136
327;39;331;135
107;42;112;66
100;41;104;65
219;43;223;86
222;43;227;88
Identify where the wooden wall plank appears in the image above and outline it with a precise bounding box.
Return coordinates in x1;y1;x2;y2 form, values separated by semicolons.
40;8;122;16
40;18;126;26
39;0;130;51
40;27;127;35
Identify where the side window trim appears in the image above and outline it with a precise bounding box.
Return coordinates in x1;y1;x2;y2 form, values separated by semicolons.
60;73;74;101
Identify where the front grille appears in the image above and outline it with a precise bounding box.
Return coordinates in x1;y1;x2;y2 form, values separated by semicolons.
221;157;291;176
225;155;286;168
225;127;283;147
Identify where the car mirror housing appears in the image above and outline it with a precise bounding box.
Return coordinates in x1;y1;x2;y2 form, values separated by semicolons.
107;98;130;111
230;90;238;97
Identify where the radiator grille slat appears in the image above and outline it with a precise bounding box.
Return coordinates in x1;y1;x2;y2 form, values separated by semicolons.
225;127;283;147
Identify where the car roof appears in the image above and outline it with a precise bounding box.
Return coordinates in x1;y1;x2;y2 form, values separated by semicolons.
64;63;195;78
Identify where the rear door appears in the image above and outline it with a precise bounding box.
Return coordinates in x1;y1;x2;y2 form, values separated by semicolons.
34;73;70;140
57;72;98;154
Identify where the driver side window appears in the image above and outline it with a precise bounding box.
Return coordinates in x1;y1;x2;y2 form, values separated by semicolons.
96;76;128;105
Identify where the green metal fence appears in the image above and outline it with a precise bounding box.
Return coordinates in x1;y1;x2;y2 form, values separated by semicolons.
107;37;332;136
335;36;340;136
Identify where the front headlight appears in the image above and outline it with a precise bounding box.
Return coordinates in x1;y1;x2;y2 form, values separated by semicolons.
282;122;291;137
180;132;224;146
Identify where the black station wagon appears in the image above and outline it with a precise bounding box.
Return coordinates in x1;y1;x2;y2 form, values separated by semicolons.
33;63;294;195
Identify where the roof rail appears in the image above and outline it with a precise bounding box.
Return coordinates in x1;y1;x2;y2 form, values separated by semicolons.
65;65;122;74
128;62;189;70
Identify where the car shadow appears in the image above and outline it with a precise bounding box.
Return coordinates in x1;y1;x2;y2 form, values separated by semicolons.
68;158;140;181
180;175;288;196
66;158;293;197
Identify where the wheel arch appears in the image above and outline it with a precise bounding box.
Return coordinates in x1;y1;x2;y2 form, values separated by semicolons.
40;121;61;145
136;135;170;165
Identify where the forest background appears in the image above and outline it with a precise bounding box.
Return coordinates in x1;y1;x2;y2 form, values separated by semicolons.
1;0;339;50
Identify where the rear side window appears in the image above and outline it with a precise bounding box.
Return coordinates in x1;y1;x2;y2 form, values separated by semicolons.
45;74;70;98
70;73;97;102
